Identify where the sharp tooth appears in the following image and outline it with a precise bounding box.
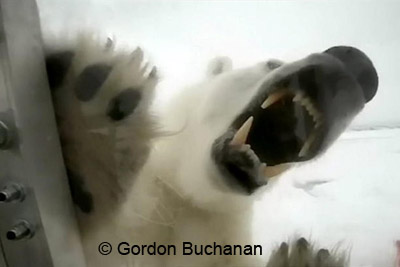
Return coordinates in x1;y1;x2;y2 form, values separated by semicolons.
309;104;318;116
310;108;322;126
308;107;318;120
261;91;287;109
294;94;323;128
293;93;303;102
259;163;267;176
243;144;251;150
313;118;319;128
301;97;311;108
230;116;254;145
305;106;312;116
264;163;291;178
298;131;317;157
313;113;321;124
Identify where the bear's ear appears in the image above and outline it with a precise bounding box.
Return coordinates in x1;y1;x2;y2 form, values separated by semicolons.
207;56;233;77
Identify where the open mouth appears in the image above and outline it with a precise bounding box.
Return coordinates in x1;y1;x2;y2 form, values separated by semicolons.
212;46;378;194
212;85;326;194
226;87;324;182
232;89;323;168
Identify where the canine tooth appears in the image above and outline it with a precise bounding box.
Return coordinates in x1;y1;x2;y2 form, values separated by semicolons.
230;116;254;145
259;163;267;176
298;131;317;157
261;91;287;109
264;163;291;178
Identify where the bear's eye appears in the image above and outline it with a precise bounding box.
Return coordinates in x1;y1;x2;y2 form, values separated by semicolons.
266;59;283;70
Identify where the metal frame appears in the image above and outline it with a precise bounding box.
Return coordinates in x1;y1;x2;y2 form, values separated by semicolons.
0;0;86;266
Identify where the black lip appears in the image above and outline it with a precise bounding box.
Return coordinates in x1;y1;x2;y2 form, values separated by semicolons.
212;134;266;194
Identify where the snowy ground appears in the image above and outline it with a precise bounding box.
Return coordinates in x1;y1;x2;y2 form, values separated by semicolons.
253;128;400;267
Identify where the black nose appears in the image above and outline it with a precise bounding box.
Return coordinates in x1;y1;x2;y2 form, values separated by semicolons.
324;46;378;103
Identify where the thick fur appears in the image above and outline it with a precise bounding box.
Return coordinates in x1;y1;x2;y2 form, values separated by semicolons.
48;36;347;267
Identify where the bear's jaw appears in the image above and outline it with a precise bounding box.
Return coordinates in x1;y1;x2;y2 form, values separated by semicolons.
208;88;323;195
211;48;375;194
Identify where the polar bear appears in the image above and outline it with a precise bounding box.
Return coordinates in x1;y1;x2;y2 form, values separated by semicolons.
45;36;378;267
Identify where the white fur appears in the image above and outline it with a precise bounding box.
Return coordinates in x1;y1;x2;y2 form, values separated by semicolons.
51;37;346;267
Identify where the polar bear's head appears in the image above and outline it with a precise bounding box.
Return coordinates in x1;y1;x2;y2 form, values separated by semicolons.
170;46;378;211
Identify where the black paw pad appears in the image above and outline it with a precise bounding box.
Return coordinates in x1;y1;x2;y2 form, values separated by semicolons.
45;51;74;90
107;88;142;121
74;63;112;101
296;237;309;251
317;249;330;261
279;242;289;256
67;169;94;214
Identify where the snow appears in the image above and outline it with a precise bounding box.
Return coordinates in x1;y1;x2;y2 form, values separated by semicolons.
254;129;400;266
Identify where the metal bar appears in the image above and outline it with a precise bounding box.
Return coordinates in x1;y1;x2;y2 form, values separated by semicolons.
0;0;86;266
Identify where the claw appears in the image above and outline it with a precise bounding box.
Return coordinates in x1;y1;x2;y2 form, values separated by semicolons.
149;66;157;78
105;37;114;50
131;47;144;62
